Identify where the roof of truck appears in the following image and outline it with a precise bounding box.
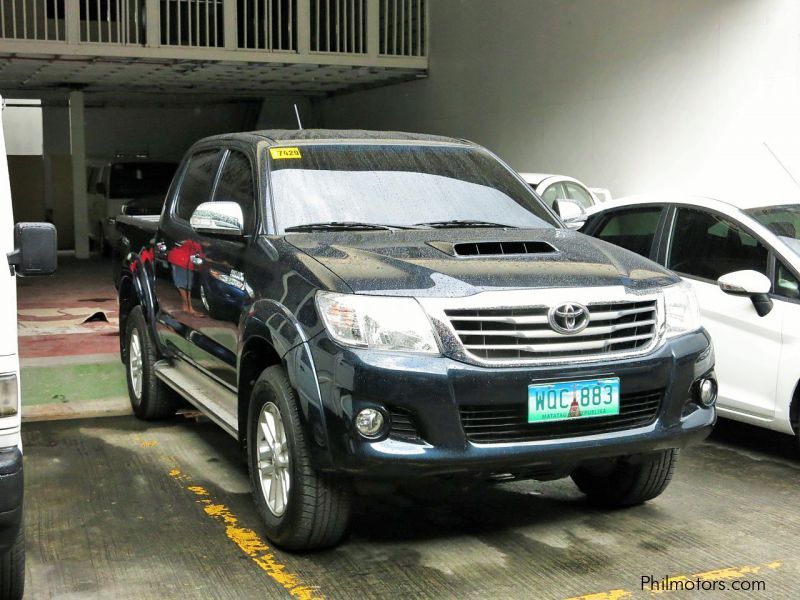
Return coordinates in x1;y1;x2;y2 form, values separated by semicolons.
200;129;471;146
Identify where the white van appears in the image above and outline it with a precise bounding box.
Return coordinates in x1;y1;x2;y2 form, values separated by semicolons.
0;98;56;599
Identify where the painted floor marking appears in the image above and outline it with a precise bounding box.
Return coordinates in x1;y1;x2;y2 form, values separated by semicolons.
564;560;782;600
130;433;323;600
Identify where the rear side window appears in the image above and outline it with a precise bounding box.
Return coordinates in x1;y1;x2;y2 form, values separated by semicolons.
596;207;662;258
174;150;222;221
213;150;256;233
668;208;768;281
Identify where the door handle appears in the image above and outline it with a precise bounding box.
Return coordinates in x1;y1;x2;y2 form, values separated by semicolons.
190;254;204;267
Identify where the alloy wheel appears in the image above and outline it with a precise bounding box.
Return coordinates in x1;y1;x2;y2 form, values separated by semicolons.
256;402;291;516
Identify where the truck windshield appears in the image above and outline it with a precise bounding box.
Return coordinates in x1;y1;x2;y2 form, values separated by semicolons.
109;162;177;199
268;144;558;233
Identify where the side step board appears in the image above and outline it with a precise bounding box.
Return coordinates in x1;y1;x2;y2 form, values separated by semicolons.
154;359;239;439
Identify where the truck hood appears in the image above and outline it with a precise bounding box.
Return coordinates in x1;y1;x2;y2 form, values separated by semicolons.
284;228;678;297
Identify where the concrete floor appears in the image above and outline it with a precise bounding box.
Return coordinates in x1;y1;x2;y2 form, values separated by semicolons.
21;416;799;600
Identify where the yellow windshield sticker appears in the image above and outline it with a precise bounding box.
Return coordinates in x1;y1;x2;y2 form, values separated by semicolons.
269;147;302;160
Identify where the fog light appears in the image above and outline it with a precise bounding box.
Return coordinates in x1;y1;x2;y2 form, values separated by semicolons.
698;378;717;408
355;408;385;439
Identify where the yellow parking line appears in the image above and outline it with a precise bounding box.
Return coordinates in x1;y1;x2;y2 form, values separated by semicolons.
564;561;782;600
164;461;323;600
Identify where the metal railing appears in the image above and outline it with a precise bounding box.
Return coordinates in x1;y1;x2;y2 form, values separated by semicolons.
81;0;146;44
0;0;428;61
380;0;425;57
238;0;295;51
0;0;66;40
310;0;366;54
161;0;223;47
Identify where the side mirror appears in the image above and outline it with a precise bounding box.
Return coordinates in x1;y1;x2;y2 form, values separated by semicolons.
190;201;244;237
718;270;773;317
7;222;57;276
556;199;587;230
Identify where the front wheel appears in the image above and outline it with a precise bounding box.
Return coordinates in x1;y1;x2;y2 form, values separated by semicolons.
0;526;25;600
248;366;351;551
571;449;679;508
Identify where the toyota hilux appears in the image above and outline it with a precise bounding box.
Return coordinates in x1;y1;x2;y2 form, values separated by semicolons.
114;130;716;551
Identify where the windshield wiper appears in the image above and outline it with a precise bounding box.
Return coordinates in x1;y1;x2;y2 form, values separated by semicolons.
284;221;410;233
414;219;518;229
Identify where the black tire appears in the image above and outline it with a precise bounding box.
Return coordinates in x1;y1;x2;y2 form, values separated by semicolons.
0;525;25;600
571;449;679;508
124;306;178;420
248;366;351;551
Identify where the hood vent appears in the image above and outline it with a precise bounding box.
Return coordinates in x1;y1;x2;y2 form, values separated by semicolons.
443;240;557;257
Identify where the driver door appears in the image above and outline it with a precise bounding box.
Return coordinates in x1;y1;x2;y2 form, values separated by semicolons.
666;206;782;422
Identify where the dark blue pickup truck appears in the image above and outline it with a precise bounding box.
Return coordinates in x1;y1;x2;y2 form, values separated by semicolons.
114;130;716;551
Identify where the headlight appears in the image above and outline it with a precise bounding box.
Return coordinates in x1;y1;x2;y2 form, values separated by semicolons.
316;291;440;354
0;373;19;418
663;280;702;338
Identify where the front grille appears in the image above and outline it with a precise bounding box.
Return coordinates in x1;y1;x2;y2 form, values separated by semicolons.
460;389;663;444
388;408;424;443
445;300;658;362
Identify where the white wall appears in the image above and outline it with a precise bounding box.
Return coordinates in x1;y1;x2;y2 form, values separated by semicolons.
319;0;800;203
2;102;43;155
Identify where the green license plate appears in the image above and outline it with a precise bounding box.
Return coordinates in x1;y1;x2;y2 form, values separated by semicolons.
528;378;620;423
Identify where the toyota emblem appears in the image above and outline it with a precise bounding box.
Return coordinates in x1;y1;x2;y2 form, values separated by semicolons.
548;303;590;335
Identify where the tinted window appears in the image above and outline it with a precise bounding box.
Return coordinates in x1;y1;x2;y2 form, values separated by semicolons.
269;144;558;232
213;151;256;232
776;262;799;300
175;150;222;221
668;208;768;280
564;181;594;209
109;162;178;199
595;207;662;258
745;204;800;257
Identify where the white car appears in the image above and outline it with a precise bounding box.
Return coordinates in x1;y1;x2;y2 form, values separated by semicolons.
583;194;800;445
519;173;609;210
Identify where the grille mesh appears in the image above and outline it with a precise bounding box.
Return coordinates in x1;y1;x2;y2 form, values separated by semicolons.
460;389;663;444
446;300;658;362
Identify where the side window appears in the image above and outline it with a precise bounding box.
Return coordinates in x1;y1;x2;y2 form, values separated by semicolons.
595;207;662;258
775;262;800;300
564;182;594;209
668;208;768;281
174;150;222;221
213;150;256;233
541;183;565;209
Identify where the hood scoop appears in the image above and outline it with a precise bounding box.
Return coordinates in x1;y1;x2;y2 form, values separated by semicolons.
428;240;558;257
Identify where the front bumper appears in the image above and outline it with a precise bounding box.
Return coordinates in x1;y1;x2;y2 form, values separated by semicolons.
0;447;23;552
310;329;715;480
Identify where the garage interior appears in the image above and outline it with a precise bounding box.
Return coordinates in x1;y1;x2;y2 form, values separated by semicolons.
3;0;800;598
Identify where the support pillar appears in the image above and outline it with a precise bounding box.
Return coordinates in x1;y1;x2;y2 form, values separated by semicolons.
69;91;89;259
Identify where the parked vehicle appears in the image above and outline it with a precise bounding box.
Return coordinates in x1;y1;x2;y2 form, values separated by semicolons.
583;195;800;446
89;161;177;255
0;102;57;600
519;173;609;210
115;130;716;551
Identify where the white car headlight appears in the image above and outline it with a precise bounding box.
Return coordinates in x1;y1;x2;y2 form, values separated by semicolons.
0;373;19;418
316;291;440;354
663;280;702;338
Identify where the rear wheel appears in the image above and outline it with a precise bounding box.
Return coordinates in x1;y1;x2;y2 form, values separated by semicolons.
248;366;351;551
0;526;25;600
125;306;178;420
571;449;679;508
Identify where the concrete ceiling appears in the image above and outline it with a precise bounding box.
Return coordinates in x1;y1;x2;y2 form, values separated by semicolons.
0;55;426;98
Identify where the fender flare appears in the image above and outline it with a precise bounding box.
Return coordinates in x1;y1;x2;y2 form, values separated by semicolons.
240;300;335;469
118;252;160;349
